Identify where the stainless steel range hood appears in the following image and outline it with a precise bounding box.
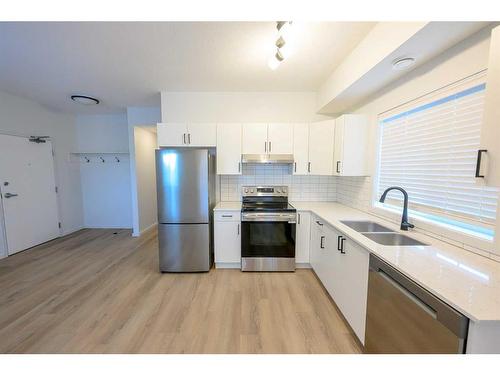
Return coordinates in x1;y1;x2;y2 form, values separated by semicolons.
241;154;294;164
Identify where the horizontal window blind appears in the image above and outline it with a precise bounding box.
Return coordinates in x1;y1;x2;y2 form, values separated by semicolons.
377;78;499;233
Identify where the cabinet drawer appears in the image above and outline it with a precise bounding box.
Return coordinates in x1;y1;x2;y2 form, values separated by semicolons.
215;211;241;221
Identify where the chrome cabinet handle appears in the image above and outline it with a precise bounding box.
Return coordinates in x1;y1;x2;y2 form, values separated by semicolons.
238;162;241;173
183;133;186;144
4;193;18;198
294;162;297;172
320;236;325;249
188;133;191;144
337;235;342;251
265;141;267;153
475;149;487;178
308;162;311;173
237;223;240;235
269;141;272;152
316;220;323;226
298;213;301;225
336;161;341;174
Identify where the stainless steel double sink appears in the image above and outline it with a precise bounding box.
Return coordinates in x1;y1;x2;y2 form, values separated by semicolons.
340;220;429;246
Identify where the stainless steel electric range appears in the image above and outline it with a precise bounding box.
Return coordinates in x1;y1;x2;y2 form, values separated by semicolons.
240;186;296;272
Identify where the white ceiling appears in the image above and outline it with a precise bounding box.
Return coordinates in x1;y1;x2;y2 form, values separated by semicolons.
0;22;375;114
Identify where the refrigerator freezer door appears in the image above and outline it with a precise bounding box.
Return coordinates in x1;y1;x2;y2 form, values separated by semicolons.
156;149;209;223
158;223;210;272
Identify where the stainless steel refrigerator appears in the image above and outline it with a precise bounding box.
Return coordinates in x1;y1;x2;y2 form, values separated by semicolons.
156;148;216;272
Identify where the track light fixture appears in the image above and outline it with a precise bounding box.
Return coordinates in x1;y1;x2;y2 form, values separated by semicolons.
268;21;293;70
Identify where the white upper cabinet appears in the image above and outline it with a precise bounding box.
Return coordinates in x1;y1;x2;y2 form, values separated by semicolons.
157;123;187;146
333;114;369;176
293;123;310;175
216;123;242;175
157;123;216;147
242;123;268;154
187;123;217;146
479;25;500;187
268;123;293;154
308;120;335;175
242;123;293;155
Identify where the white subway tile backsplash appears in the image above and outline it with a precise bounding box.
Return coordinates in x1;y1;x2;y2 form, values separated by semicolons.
219;164;337;202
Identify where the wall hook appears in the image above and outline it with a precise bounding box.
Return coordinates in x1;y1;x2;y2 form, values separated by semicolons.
115;157;120;163
84;157;90;163
100;157;105;163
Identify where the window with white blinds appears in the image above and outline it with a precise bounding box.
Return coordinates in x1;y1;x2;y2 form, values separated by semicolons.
376;76;499;239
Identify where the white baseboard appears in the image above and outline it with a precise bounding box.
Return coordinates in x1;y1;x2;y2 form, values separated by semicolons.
296;262;312;269
215;262;241;269
137;222;158;237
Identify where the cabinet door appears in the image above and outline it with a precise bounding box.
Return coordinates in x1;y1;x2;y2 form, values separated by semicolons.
336;234;369;344
242;123;268;154
157;123;188;147
309;216;323;272
187;123;216;147
479;25;500;187
295;211;311;263
214;220;241;264
338;114;369;177
268;123;293;154
333;116;345;176
308;120;335;175
293;123;310;175
216;123;242;175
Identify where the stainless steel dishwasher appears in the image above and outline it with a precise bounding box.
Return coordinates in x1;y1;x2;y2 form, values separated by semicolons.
365;255;469;354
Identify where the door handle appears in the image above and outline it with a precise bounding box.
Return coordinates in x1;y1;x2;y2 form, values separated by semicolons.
320;236;325;249
336;161;341;174
188;133;191;144
3;193;18;198
475;149;487;178
308;162;311;173
269;141;272;152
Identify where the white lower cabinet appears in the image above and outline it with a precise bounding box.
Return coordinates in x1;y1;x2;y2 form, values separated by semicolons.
295;211;311;264
214;211;241;267
309;215;369;344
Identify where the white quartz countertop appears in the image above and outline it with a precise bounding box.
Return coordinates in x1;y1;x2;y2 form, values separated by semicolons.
214;201;242;211
291;201;500;322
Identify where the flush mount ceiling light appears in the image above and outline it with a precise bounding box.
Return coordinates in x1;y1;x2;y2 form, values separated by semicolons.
268;21;293;70
392;57;416;71
70;95;100;105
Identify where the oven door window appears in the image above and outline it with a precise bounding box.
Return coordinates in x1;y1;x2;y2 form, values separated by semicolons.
241;221;295;258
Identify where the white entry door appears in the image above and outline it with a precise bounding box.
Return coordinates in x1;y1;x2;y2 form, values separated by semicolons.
0;134;60;255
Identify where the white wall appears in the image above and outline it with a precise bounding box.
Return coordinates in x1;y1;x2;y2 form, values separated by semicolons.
161;91;327;122
340;25;498;258
126;107;161;236
75;114;132;228
133;127;158;234
0;90;84;258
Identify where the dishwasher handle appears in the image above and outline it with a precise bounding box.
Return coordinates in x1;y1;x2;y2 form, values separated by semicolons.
369;255;469;339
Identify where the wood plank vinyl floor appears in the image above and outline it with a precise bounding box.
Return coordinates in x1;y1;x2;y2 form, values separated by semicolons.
0;228;361;353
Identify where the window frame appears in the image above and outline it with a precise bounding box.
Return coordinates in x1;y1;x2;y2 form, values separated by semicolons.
370;72;497;253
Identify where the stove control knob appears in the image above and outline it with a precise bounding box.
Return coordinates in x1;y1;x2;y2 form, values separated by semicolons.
282;187;287;193
250;188;254;193
244;188;249;193
276;188;281;194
